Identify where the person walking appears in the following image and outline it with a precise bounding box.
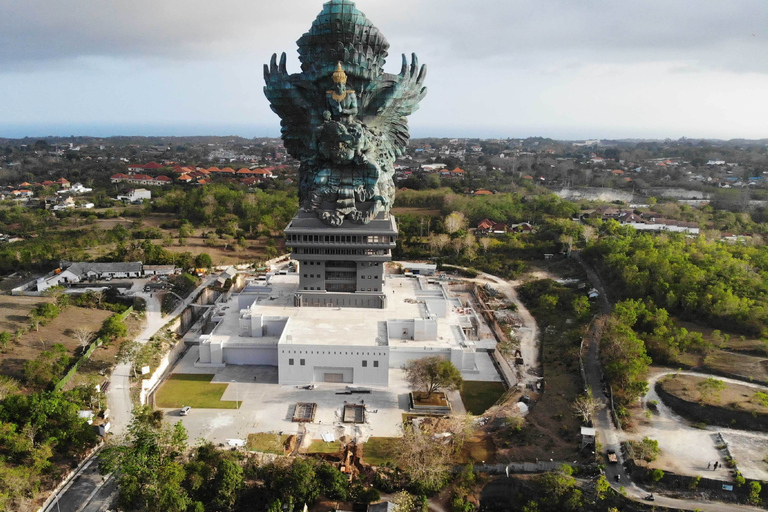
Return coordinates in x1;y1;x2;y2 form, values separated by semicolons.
707;461;712;470
714;461;719;470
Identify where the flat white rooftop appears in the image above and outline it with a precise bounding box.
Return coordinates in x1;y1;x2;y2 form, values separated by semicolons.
205;274;472;349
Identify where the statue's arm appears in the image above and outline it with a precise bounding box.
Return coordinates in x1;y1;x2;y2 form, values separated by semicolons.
342;93;358;115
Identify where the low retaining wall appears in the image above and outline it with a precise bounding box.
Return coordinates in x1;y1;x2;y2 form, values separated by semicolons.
140;315;185;405
475;461;597;475
656;381;768;432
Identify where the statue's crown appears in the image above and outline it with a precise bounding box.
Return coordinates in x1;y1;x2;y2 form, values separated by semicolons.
332;62;347;84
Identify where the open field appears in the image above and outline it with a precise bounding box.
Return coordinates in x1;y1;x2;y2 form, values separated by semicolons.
155;373;241;409
247;433;290;454
161;237;273;265
0;305;114;385
69;210;278;264
0;295;52;333
460;381;507;415
660;374;768;414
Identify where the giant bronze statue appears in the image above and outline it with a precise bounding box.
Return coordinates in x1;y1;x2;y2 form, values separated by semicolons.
264;0;427;227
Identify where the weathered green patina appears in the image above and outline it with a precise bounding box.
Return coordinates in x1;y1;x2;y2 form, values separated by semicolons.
264;0;427;227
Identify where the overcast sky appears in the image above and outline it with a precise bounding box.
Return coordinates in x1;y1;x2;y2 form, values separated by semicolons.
1;0;767;140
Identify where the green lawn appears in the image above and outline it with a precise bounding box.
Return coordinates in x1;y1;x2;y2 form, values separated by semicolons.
362;437;396;466
247;433;290;454
155;374;241;409
460;381;507;415
307;440;341;454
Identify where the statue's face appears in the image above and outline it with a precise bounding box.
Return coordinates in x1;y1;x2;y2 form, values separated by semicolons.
335;82;345;93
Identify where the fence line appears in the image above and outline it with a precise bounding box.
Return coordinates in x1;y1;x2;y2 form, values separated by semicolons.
54;306;134;392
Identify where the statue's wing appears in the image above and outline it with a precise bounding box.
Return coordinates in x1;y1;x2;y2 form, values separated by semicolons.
263;52;321;161
359;53;428;159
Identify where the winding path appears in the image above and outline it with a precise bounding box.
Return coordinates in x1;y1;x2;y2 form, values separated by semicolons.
574;252;766;511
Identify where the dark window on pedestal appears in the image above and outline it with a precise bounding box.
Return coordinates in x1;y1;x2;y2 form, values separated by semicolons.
374;361;379;368
300;359;305;365
362;360;368;367
289;359;294;365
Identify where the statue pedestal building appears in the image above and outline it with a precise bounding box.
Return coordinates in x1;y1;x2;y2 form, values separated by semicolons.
285;211;397;309
265;0;427;311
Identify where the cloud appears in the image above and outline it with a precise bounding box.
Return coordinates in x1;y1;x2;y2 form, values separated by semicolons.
1;0;766;74
1;0;767;139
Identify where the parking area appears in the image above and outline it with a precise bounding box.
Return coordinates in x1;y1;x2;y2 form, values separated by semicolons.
160;345;471;444
721;431;768;481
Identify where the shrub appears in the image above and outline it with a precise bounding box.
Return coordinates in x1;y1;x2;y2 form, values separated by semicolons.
649;468;664;483
689;475;701;489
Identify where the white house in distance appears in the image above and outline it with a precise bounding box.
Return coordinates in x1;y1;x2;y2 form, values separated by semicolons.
117;189;151;203
57;182;93;195
192;272;481;386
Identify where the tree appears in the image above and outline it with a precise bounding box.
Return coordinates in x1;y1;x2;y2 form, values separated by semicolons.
32;302;60;324
44;286;69;308
195;252;213;269
101;315;127;342
316;463;348;500
0;375;19;400
100;409;189;512
392;424;451;494
697;377;727;404
428;234;450;255
630;437;660;463
73;327;96;350
212;459;243;510
23;344;70;389
572;388;600;425
571;296;591;319
753;391;768;409
451;237;465;256
649;468;664;482
403;356;463;398
0;331;11;348
444;211;467;234
595;474;610;500
391;491;428;512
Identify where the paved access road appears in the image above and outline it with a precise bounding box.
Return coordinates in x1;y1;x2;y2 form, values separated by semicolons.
108;275;216;436
575;251;765;512
48;276;216;512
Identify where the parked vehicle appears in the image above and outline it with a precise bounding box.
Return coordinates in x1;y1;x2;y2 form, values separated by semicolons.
180;406;191;416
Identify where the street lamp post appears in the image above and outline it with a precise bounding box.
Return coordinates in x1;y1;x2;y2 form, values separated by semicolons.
231;379;241;439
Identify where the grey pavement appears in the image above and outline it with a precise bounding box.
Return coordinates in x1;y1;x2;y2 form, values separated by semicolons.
163;349;435;442
44;457;104;512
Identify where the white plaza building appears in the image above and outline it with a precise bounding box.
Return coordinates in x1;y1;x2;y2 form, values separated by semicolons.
190;272;481;386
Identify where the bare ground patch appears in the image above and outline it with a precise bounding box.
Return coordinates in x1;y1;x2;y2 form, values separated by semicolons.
0;307;114;385
0;295;53;332
661;374;768;414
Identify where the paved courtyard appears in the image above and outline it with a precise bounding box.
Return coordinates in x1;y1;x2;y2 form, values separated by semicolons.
160;345;472;444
